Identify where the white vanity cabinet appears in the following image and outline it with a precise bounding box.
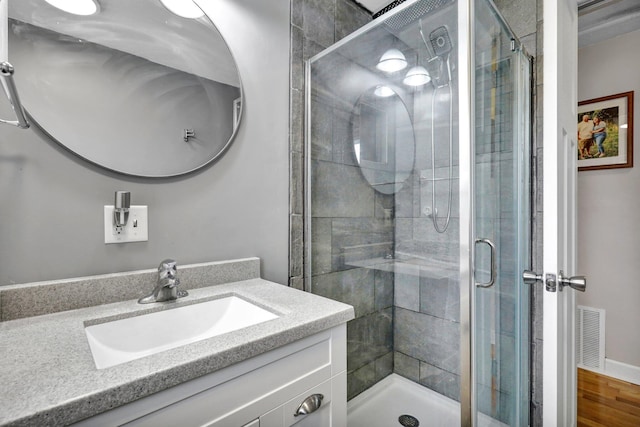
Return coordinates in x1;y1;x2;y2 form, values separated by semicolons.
76;325;347;427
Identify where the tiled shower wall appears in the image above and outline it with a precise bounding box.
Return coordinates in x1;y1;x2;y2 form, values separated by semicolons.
288;0;371;291
289;0;544;423
289;0;391;400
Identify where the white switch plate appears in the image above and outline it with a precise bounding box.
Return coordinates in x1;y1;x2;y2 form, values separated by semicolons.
104;205;148;244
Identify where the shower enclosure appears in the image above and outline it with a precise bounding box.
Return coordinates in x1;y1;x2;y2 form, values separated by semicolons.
305;0;531;425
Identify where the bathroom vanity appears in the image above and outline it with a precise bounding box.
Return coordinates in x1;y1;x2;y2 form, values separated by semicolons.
80;326;346;426
0;258;354;426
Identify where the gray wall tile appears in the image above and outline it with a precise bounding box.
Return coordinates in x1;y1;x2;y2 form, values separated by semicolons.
375;351;394;381
311;218;333;275
394;307;460;375
291;25;304;91
395;273;420;312
290;151;304;215
419;361;461;402
331;218;393;254
335;0;371;41
374;270;394;310
302;0;336;48
394;351;420;382
290;88;304;152
420;276;459;322
290;214;304;277
311;160;375;218
347;308;393;371
309;92;334;161
291;0;303;29
348;359;376;400
331;106;358;167
313;267;375;317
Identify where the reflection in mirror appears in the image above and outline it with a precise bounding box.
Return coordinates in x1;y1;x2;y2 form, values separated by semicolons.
352;86;415;194
8;0;242;177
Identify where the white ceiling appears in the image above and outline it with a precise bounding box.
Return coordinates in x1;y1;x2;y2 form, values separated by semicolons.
357;0;393;13
357;0;640;47
578;0;640;47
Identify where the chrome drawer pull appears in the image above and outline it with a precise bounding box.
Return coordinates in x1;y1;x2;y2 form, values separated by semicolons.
294;393;324;417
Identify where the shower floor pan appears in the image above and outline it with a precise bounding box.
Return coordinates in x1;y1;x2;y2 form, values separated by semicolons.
348;374;507;427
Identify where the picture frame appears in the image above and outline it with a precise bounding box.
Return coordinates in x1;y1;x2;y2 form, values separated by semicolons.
577;91;633;171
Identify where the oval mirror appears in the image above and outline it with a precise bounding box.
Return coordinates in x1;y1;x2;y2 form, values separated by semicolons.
8;0;242;177
352;86;415;194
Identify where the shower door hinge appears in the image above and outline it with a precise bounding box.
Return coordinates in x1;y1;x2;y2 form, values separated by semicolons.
510;38;516;52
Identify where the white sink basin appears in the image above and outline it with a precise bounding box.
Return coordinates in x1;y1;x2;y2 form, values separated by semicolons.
85;296;279;369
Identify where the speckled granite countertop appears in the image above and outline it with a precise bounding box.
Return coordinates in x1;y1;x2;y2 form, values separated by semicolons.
0;278;354;426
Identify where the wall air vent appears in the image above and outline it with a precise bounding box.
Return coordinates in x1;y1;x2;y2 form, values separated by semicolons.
576;305;605;370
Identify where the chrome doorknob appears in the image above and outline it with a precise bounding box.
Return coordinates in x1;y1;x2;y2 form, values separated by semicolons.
558;271;586;292
522;270;586;293
522;270;555;292
522;270;542;285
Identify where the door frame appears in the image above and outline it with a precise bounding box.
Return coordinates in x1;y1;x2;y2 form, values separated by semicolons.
542;0;579;425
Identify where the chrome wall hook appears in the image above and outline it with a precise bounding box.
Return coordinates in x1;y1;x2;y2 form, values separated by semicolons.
183;128;195;142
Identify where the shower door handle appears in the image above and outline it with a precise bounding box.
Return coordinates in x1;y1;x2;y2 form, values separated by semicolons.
475;238;496;288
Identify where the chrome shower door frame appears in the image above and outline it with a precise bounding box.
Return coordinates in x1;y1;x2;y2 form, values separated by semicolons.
457;0;474;424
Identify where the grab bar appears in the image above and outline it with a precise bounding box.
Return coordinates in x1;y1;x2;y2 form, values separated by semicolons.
0;61;29;129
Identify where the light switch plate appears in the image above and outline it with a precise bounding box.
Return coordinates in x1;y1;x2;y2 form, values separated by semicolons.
104;205;148;244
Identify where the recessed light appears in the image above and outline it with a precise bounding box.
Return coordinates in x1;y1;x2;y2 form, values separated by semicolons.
403;66;431;86
374;85;395;97
44;0;99;16
376;48;407;73
160;0;205;19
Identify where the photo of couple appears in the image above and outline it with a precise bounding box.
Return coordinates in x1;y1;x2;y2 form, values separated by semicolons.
577;107;618;160
577;91;633;171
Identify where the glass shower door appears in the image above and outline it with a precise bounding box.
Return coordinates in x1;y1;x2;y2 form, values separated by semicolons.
305;0;533;424
472;2;531;425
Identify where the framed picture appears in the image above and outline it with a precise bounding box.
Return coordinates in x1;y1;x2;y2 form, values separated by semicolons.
577;91;633;171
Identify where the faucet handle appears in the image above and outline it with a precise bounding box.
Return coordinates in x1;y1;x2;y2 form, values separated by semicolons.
158;259;178;277
158;258;178;272
158;259;180;288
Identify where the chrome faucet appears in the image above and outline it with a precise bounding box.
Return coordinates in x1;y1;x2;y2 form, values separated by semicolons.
138;259;188;304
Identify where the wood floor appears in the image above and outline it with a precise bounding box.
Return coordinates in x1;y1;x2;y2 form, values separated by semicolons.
578;368;640;427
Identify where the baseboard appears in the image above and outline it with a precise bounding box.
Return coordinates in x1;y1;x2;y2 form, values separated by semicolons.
604;359;640;385
581;359;640;385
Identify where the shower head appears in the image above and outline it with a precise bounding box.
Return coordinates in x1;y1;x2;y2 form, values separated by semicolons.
378;0;453;32
420;25;452;87
429;26;452;57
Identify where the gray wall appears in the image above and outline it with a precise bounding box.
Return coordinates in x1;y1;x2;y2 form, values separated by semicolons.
577;29;640;368
0;0;290;286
